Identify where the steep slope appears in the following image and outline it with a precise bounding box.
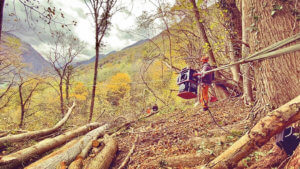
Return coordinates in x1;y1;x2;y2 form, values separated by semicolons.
75;54;107;66
3;33;51;74
122;39;149;50
20;42;51;73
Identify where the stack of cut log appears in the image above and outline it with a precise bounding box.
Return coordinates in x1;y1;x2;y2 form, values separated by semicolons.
0;103;121;169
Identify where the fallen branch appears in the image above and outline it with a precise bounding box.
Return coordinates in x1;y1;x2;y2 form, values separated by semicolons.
0;122;101;169
202;95;300;169
118;135;138;169
84;135;118;169
25;124;109;169
0;102;76;148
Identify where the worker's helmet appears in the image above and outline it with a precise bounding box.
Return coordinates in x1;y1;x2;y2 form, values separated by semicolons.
201;56;209;63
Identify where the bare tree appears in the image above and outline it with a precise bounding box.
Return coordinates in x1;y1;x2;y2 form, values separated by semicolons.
84;0;118;122
48;31;85;115
64;65;78;106
189;0;230;99
16;71;40;128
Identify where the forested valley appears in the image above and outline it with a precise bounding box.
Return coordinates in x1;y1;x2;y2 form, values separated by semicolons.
0;0;299;168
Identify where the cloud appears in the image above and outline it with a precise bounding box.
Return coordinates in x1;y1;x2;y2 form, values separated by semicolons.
3;0;175;61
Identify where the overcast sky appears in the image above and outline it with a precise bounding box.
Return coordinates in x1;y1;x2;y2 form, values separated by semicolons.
3;0;175;61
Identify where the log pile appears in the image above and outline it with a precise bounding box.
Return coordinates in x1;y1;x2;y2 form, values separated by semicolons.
0;102;76;148
0;95;298;169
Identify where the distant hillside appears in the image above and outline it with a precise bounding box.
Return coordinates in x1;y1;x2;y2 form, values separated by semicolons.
75;54;106;66
3;33;51;74
21;42;51;73
122;39;149;50
75;50;117;66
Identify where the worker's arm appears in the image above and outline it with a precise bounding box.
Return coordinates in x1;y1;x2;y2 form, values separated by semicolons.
193;72;202;76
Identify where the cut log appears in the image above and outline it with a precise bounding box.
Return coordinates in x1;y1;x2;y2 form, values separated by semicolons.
247;145;287;169
201;95;300;169
0;102;76;148
68;135;106;169
148;152;212;168
68;157;83;169
117;135;138;169
68;128;123;169
25;124;110;169
84;135;118;169
0;133;8;138
0;122;101;169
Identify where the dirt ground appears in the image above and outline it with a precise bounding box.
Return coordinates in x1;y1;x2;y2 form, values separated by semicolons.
110;98;263;169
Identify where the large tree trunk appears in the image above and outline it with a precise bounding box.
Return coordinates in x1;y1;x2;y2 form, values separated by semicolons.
189;0;230;99
203;95;300;169
0;122;101;169
246;0;300;109
0;103;76;148
0;0;4;41
84;135;118;169
241;0;254;104
25;124;110;169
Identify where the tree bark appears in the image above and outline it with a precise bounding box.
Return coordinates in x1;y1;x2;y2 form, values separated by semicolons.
0;0;4;41
241;0;254;105
203;94;300;169
0;122;101;169
25;124;110;169
0;103;76;148
246;0;300;109
84;135;118;169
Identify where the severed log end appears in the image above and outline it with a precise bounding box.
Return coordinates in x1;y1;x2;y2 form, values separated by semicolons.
56;161;67;169
68;157;83;169
85;136;118;169
92;140;101;148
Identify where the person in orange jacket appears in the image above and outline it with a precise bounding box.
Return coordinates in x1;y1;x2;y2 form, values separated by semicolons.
193;56;213;111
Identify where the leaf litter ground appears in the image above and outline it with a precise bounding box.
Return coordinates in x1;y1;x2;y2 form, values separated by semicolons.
110;98;260;169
